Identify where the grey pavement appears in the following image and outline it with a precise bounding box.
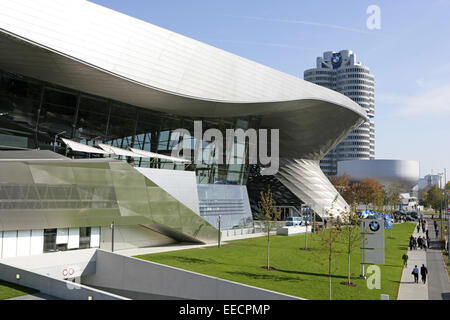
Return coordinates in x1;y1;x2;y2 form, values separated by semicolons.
425;217;450;300
397;223;428;300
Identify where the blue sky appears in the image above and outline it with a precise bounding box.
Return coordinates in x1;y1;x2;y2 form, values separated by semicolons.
90;0;450;180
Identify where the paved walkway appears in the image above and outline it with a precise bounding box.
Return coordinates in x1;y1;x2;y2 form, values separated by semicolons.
115;231;274;257
397;223;428;300
425;217;450;300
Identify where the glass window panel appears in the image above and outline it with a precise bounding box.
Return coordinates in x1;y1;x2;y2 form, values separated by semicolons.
74;97;109;144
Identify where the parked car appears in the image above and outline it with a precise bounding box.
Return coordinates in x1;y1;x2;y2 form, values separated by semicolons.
286;216;302;226
409;211;418;219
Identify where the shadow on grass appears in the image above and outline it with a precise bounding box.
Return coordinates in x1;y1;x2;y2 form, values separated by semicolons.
227;268;349;281
148;256;223;265
274;268;348;280
226;271;301;282
0;280;38;296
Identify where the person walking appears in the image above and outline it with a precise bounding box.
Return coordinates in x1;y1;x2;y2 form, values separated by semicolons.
422;223;426;233
426;229;429;239
420;264;428;284
412;265;419;283
402;253;409;267
409;238;413;251
427;235;431;248
435;228;439;240
417;224;420;233
434;220;438;231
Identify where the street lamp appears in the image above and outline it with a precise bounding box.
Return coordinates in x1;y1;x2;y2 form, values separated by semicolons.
217;215;222;248
53;130;66;152
438;172;445;240
110;221;115;252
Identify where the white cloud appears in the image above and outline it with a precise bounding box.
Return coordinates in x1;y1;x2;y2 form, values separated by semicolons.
396;83;450;116
222;15;370;34
415;79;425;87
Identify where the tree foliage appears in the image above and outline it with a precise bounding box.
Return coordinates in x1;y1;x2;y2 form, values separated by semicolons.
329;174;353;203
422;185;444;212
329;175;385;208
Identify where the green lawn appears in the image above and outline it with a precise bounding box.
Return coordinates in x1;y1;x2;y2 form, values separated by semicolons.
136;222;415;300
0;280;38;300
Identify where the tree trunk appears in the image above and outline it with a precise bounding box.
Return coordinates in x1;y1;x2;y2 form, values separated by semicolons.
348;250;351;284
267;228;270;269
329;255;332;300
329;229;332;300
348;228;351;284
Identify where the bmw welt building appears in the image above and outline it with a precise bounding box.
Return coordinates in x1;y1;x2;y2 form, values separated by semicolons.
0;0;367;258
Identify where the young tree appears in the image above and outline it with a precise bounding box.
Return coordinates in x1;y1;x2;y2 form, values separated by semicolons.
338;201;361;286
312;195;342;300
386;184;402;211
426;185;444;212
257;186;281;270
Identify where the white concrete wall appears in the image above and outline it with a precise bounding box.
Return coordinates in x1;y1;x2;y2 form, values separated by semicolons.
0;260;127;300
99;225;176;252
82;250;302;300
136;168;200;215
1;248;97;280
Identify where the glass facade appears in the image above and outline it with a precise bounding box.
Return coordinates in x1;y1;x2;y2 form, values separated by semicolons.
0;159;219;243
246;165;303;217
0;69;261;185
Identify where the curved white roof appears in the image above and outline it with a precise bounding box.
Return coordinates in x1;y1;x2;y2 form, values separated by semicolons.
0;0;364;114
0;0;370;217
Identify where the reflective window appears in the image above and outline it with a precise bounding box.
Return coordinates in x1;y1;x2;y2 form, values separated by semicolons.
0;69;258;185
43;228;57;252
75;97;109;145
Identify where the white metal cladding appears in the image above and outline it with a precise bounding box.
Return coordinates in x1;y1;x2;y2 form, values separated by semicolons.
136;168;200;215
0;0;371;217
276;159;349;217
0;0;365;113
16;229;31;256
30;229;44;256
2;230;17;258
67;228;80;249
90;227;100;248
56;228;69;244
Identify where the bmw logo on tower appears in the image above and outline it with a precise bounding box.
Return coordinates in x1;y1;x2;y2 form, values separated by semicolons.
331;52;342;69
